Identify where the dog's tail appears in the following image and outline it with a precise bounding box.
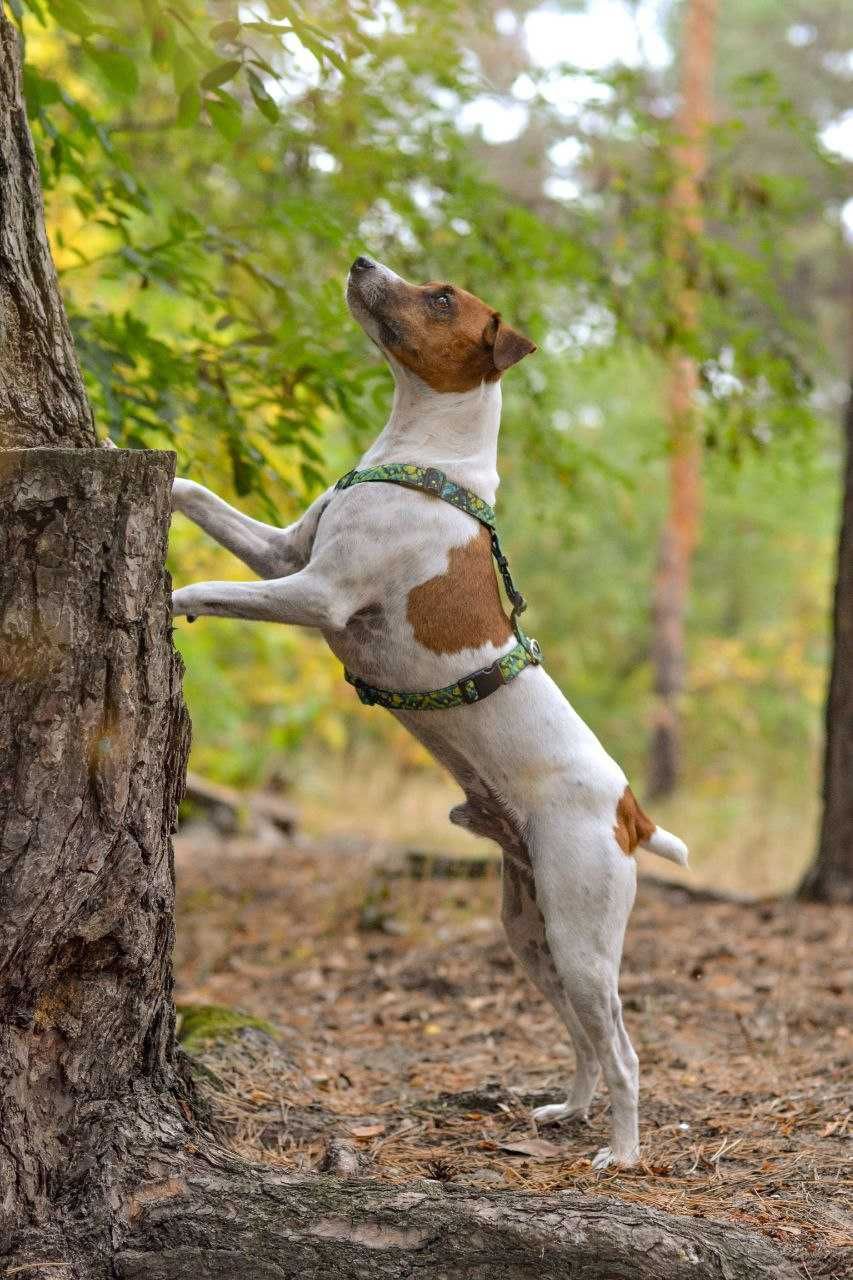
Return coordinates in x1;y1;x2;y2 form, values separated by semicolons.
640;826;689;867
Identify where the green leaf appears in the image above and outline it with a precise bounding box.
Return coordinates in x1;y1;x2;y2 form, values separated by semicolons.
171;46;196;93
86;46;139;98
247;54;277;77
151;20;176;69
22;67;61;115
247;71;279;124
207;97;242;143
50;0;94;36
200;60;242;92
177;83;202;128
210;20;241;42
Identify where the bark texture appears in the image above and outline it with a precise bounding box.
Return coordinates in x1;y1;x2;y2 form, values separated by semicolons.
800;380;853;901
111;1160;799;1280
0;14;96;449
647;0;717;798
0;448;193;1256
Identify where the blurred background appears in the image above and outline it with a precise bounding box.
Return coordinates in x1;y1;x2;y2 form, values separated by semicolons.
18;0;852;894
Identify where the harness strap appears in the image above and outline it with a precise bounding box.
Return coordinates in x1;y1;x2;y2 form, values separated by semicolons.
346;639;535;711
337;462;497;529
335;463;543;711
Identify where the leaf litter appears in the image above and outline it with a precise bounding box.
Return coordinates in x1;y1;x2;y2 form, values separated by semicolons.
174;832;852;1275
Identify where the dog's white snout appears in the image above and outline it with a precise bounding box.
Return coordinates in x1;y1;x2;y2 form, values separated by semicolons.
347;256;402;313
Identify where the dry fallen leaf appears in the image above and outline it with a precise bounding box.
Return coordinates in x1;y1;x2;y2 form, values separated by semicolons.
499;1138;564;1159
349;1123;386;1139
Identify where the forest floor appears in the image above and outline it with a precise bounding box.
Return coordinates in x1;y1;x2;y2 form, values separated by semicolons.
174;829;852;1278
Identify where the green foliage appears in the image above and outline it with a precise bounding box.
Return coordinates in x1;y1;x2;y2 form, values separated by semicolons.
16;0;839;514
18;0;502;504
15;0;848;817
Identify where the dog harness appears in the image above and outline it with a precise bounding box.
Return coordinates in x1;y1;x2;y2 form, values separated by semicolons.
335;463;542;710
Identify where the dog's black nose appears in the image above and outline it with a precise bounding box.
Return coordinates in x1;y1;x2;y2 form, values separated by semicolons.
351;255;374;273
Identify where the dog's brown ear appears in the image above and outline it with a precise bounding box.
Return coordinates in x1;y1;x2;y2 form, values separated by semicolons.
487;316;537;371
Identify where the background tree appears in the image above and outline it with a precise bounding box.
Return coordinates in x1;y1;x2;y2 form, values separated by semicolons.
800;377;853;902
648;0;718;798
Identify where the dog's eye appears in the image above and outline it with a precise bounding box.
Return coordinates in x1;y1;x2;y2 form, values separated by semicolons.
432;290;453;310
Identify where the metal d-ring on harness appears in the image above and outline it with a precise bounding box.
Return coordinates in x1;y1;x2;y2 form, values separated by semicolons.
334;463;542;711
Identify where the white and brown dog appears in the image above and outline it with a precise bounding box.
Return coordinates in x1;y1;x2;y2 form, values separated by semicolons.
171;256;688;1169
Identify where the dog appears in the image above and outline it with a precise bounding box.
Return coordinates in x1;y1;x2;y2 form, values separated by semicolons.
170;256;688;1169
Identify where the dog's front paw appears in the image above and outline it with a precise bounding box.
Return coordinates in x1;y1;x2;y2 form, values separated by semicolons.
171;478;197;515
171;587;198;621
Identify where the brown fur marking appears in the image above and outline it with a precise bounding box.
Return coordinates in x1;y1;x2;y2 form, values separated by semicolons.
407;526;512;654
614;786;656;855
379;280;535;393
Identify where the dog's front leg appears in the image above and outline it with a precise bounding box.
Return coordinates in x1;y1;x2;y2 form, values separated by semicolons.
171;565;346;629
172;480;330;579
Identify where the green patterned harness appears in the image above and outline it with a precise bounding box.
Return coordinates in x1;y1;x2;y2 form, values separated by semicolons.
334;463;542;710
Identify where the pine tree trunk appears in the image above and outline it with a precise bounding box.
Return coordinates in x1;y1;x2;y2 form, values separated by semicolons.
0;16;95;450
0;7;803;1275
647;0;717;798
799;380;853;901
0;447;197;1269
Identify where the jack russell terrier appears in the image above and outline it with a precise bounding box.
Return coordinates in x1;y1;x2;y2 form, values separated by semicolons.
171;256;689;1170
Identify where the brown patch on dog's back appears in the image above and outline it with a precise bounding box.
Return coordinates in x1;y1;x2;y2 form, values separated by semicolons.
614;786;656;854
407;526;512;654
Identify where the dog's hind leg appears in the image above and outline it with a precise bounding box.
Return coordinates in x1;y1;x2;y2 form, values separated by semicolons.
501;859;600;1126
526;808;640;1169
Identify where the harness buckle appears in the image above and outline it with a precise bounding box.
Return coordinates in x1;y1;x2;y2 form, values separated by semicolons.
462;659;506;704
421;467;446;494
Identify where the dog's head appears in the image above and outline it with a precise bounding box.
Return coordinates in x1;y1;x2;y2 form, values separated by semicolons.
346;257;536;393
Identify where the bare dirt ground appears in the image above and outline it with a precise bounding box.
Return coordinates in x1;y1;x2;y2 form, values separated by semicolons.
174;832;852;1278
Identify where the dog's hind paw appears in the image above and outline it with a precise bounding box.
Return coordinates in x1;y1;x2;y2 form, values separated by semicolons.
591;1145;639;1172
532;1102;589;1127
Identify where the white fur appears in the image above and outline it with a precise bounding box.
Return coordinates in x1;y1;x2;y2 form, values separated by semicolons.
170;258;690;1169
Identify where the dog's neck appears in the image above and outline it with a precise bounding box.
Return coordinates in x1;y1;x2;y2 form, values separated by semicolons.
359;364;502;504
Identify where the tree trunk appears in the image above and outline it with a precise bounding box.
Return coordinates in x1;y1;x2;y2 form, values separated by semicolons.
647;0;717;798
0;447;196;1269
0;7;802;1276
0;16;96;450
109;1161;799;1280
799;379;853;901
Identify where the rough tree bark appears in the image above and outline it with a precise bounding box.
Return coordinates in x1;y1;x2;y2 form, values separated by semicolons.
0;7;799;1276
647;0;717;799
799;379;853;901
0;17;95;450
0;447;196;1269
